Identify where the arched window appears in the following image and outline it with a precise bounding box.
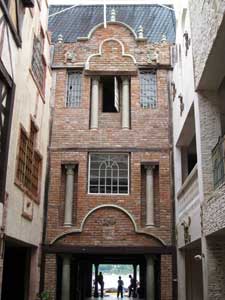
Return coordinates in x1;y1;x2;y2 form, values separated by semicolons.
89;153;129;194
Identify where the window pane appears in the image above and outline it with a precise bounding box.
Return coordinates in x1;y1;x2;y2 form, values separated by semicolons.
31;35;45;91
89;153;129;194
66;72;82;107
16;122;42;198
140;71;157;109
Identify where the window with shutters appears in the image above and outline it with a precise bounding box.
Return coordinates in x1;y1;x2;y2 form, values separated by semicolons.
16;120;42;201
31;30;46;94
0;63;15;203
66;71;82;107
88;153;129;194
101;76;121;112
140;71;157;109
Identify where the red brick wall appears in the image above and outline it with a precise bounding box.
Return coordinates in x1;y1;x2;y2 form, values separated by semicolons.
56;206;162;247
45;22;174;299
161;255;173;300
46;151;172;245
44;254;57;300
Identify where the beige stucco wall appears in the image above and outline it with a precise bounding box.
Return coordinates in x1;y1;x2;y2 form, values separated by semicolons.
1;0;51;246
172;2;203;299
189;0;225;88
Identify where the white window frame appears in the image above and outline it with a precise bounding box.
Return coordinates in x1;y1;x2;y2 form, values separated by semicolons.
88;153;130;195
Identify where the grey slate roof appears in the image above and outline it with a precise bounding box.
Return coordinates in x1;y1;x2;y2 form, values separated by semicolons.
48;5;176;44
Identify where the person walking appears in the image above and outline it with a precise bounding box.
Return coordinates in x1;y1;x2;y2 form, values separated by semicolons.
98;272;104;298
128;274;135;297
117;276;124;298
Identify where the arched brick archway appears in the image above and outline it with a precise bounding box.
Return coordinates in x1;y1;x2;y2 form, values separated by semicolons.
52;205;165;248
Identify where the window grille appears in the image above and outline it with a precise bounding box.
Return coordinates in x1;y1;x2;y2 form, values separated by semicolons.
140;71;157;109
66;72;82;107
31;34;45;92
89;153;129;194
16;122;42;198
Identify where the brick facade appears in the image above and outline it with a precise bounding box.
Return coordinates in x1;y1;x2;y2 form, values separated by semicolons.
184;1;225;299
44;20;174;300
189;0;225;87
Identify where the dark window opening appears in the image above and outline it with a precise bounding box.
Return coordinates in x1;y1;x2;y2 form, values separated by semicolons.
181;136;197;182
102;76;120;113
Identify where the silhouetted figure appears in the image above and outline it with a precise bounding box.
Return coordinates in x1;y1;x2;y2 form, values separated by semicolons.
128;275;136;297
97;272;104;298
117;276;124;298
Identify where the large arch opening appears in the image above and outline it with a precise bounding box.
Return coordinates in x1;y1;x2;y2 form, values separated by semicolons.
55;250;162;300
47;207;172;300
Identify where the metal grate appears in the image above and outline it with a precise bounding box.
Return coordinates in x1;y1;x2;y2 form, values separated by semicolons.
66;72;82;107
31;34;45;92
140;71;157;109
89;153;129;194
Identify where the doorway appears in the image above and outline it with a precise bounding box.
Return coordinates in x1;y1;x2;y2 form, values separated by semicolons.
1;240;31;300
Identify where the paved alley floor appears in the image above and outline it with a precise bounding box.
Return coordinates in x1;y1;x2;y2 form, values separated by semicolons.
86;296;142;300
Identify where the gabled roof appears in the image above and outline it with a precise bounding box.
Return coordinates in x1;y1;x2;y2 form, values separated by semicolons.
48;4;176;44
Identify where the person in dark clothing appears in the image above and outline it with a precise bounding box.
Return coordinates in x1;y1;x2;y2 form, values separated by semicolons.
117;276;124;298
97;272;104;298
128;274;136;297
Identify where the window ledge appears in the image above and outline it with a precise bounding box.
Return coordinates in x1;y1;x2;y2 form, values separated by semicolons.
22;211;33;221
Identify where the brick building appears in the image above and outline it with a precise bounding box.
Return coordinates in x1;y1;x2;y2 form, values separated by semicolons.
0;0;51;299
44;5;176;300
173;0;225;299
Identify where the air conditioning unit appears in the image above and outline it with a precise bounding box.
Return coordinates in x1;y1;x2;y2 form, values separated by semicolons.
22;0;34;8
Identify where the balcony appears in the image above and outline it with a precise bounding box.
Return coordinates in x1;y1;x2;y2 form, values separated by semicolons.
212;136;225;188
177;164;199;215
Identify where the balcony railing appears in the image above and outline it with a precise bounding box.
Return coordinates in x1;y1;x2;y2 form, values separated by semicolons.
177;164;199;214
212;137;225;188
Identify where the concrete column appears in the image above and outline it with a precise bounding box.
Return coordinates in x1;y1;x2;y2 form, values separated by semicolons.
145;166;155;225
122;77;130;129
62;256;71;300
90;77;99;129
94;263;99;297
133;264;137;297
64;165;75;226
146;256;155;300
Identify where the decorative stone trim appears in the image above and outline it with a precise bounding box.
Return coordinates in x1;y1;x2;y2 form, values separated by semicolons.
50;204;166;246
77;21;138;41
85;38;137;69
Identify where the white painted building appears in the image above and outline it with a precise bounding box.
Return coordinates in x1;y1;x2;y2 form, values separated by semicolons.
173;0;225;299
0;0;51;299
